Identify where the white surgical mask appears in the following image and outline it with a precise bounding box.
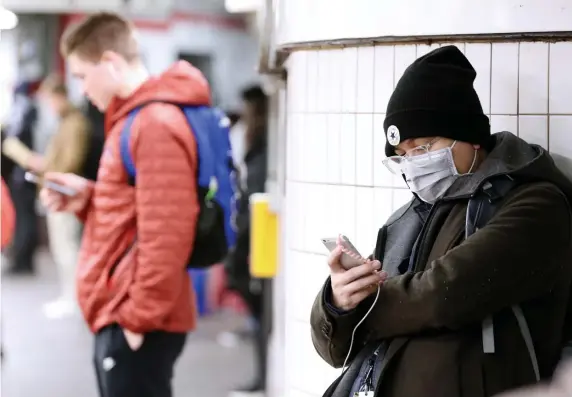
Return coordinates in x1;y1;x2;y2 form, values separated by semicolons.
401;141;476;204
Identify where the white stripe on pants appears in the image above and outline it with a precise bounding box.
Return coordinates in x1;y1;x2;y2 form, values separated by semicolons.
46;212;81;302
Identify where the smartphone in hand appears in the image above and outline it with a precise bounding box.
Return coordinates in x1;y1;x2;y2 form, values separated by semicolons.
322;235;365;269
25;172;77;197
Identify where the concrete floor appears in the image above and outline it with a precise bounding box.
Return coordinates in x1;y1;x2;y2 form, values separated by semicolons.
1;250;255;397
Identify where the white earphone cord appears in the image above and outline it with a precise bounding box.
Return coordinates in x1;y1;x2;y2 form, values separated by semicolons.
341;284;381;371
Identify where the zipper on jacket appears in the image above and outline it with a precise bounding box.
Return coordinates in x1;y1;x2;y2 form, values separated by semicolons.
358;345;383;393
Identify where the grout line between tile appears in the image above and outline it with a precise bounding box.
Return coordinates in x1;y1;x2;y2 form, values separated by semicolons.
547;43;551;151
291;111;572;116
354;49;359;228
488;43;493;116
392;45;396;89
338;50;343;183
372;47;377;189
516;42;521;136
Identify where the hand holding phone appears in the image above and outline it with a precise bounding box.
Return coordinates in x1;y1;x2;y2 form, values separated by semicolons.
36;172;91;213
25;172;77;196
322;235;365;269
322;235;387;311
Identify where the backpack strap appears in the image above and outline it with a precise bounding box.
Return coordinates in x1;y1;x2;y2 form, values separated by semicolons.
119;103;219;191
511;305;540;381
465;176;540;381
119;108;142;186
179;106;216;189
465;177;516;237
467;177;514;354
466;178;515;355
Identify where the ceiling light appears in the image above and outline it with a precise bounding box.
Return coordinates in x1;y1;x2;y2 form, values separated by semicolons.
225;0;262;13
0;7;18;30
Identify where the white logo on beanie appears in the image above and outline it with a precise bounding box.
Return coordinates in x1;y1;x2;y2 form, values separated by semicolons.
387;125;400;146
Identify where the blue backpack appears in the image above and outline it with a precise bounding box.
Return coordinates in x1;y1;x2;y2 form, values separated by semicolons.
120;103;238;269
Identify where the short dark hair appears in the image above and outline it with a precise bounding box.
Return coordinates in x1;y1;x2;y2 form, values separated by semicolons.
241;85;266;103
225;111;241;127
240;85;267;149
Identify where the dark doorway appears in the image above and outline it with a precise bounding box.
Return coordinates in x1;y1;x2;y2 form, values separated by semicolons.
178;52;218;104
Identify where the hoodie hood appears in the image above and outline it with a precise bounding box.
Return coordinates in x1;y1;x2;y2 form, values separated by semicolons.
105;61;211;133
444;131;572;201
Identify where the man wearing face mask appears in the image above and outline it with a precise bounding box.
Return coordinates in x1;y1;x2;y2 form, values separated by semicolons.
310;45;572;397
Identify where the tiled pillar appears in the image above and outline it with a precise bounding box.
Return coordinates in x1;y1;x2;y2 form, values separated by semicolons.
276;2;572;396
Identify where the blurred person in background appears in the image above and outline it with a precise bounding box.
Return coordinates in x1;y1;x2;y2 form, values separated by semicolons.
1;127;16;182
225;85;269;397
36;74;91;318
3;75;92;316
2;81;42;275
41;12;206;397
228;109;247;191
217;109;251;347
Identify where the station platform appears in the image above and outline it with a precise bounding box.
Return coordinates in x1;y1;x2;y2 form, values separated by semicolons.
2;250;255;397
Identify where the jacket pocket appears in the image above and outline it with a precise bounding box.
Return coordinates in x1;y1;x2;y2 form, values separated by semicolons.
107;240;136;286
106;244;137;316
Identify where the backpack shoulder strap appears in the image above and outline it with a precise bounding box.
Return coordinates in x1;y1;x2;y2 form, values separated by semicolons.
178;105;215;188
466;176;516;237
119;103;226;192
511;305;540;381
119;108;142;186
466;176;516;354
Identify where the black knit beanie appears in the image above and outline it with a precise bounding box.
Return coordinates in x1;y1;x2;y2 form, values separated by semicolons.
384;45;491;157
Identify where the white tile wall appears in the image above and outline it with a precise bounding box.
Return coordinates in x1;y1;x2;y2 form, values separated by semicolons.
281;41;572;397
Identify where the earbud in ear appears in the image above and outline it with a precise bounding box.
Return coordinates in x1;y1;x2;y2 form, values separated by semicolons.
105;62;118;81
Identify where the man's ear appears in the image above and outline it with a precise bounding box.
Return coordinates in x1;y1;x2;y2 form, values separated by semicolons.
472;144;481;150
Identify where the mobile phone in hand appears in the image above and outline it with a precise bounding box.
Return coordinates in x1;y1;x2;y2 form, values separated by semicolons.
322;235;365;269
25;172;77;197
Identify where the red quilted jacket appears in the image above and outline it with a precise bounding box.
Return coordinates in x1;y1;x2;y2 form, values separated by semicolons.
76;61;210;333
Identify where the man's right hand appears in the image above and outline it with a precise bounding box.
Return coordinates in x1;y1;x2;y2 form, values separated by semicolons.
40;172;91;213
328;244;387;312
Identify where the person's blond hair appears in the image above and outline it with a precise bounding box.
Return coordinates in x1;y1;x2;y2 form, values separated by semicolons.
40;74;67;97
60;12;139;62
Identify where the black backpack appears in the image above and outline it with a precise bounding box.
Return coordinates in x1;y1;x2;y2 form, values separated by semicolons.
468;175;572;382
